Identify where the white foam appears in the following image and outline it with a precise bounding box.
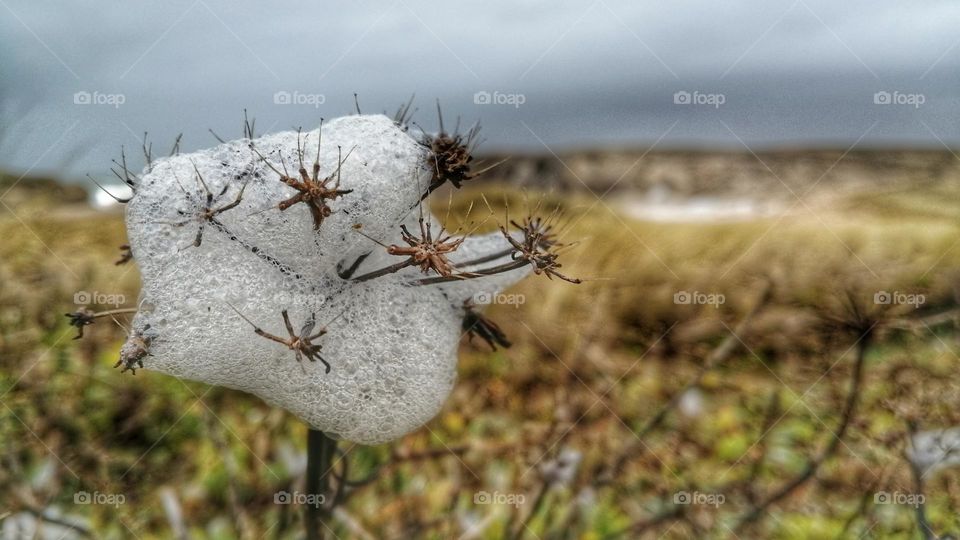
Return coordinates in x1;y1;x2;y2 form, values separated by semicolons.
123;115;528;445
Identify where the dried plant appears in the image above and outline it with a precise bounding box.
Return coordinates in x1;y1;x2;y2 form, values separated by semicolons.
230;306;338;373
462;301;512;350
65;307;138;339
165;164;248;248
253;125;353;229
114;244;133;265
114;325;152;374
65;106;584;540
418;101;504;200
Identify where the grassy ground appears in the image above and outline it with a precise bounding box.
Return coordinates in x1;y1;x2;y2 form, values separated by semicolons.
1;181;959;539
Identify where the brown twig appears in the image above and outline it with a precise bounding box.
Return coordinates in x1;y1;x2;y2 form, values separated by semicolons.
732;323;876;531
602;279;772;483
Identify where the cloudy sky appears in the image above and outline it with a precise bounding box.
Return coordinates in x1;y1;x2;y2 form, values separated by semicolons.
1;0;959;177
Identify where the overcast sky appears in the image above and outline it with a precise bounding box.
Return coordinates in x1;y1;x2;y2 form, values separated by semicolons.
1;0;959;177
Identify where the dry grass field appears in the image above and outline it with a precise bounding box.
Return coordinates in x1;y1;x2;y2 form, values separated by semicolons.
2;168;960;538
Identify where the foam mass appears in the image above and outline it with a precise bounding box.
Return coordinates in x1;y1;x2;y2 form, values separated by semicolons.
123;114;528;445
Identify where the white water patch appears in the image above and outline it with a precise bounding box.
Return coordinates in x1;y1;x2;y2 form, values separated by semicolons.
619;185;783;223
90;183;133;210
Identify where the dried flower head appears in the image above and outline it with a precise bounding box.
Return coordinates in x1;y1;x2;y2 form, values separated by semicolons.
115;244;133;265
115;327;152;374
231;307;333;373
165;165;247;248
65;307;96;339
255;126;353;230
462;302;511;350
419;103;488;198
387;218;465;277
500;217;581;284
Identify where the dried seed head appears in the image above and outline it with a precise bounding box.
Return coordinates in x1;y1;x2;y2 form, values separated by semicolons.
386;219;464;277
115;244;133;265
421;102;484;196
501;216;581;284
230;306;333;374
462;302;511;350
115;328;152;374
65;307;96;339
428;129;476;190
255;128;354;230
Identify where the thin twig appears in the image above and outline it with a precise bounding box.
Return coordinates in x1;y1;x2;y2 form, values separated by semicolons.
603;279;772;483
733;324;875;531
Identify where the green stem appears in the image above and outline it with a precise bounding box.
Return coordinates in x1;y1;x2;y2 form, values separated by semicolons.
305;428;337;540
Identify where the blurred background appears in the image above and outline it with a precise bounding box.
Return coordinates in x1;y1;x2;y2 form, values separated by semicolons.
2;1;960;538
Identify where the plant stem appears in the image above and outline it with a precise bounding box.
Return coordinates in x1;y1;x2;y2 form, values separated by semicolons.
453;247;515;268
413;259;529;285
349;258;415;282
305;428;337;540
87;307;139;318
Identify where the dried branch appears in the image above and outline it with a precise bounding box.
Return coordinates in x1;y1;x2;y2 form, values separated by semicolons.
169;133;183;156
230;306;333;373
142;132;153;171
65;307;139;339
243;109;256;140
86;174;131;204
462;303;512;350
733;323;876;531
601;279;772;483
413;216;581;286
110;146;139;188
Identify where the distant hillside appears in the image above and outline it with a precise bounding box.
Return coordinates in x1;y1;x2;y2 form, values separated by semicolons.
477;149;960;199
4;148;958;211
0;171;88;207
